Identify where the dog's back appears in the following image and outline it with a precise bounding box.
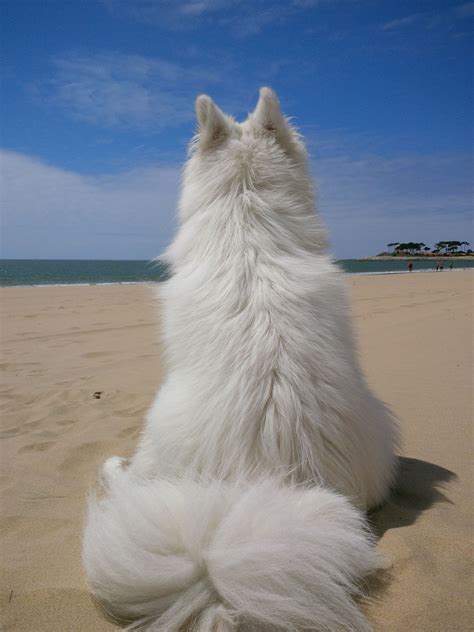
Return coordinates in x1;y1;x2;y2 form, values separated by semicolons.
132;88;398;507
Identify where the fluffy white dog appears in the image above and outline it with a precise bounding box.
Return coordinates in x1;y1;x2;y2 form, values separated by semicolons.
83;88;399;632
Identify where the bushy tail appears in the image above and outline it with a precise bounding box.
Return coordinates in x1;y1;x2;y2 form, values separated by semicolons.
83;470;379;632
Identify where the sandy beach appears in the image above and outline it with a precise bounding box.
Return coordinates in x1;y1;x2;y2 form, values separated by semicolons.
1;270;472;631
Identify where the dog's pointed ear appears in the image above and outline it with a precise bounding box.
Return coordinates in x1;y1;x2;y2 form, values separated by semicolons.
252;87;295;149
196;95;231;150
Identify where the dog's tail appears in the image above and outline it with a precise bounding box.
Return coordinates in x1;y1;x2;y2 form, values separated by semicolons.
83;463;379;631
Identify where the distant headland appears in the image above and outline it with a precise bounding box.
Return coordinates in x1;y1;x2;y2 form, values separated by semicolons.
360;240;474;260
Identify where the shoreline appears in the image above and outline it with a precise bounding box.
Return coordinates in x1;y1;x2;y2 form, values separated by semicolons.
1;265;472;288
0;281;154;289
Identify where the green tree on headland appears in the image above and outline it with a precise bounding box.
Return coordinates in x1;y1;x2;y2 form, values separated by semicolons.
394;242;425;255
386;240;471;256
434;241;466;254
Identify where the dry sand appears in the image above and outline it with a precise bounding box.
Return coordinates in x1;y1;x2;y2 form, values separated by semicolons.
1;271;472;631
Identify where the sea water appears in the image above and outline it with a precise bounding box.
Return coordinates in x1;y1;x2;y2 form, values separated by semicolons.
1;258;472;287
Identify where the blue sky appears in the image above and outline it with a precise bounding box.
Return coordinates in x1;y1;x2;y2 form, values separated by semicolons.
1;0;472;259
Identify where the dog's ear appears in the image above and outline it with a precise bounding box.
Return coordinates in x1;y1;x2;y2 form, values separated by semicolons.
252;87;295;150
195;95;231;151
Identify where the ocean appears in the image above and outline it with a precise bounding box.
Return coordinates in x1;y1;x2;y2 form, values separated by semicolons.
1;258;473;287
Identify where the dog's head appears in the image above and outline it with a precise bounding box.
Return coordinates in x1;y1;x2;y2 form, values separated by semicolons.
161;88;326;270
179;88;310;220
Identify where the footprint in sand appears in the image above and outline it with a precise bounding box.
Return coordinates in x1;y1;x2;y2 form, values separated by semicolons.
18;441;55;453
0;387;16;400
0;361;40;370
55;379;75;387
115;405;147;419
0;419;41;439
56;419;77;427
59;441;109;476
50;403;79;417
83;351;115;359
118;425;140;439
36;430;56;439
2;515;70;537
0;474;12;492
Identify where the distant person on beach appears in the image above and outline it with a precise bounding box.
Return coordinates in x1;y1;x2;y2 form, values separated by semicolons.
449;263;453;270
408;261;413;272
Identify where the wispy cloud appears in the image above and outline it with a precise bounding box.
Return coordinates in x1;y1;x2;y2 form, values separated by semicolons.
31;52;222;132
101;0;343;36
292;0;348;6
29;50;301;133
381;13;423;31
220;5;289;37
381;3;474;32
102;0;245;30
178;0;233;16
455;2;474;18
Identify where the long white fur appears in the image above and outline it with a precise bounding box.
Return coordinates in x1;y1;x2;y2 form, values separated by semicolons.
83;87;399;631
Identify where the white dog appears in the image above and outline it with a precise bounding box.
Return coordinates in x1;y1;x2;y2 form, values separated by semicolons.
83;88;399;631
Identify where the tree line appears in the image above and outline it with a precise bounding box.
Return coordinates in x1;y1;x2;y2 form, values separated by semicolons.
385;241;471;255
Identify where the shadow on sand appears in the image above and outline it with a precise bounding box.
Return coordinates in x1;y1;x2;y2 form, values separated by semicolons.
361;456;457;606
369;456;457;538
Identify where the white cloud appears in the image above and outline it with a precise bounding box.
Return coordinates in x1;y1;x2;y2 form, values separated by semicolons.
381;13;424;31
32;52;221;131
1;148;472;260
0;150;180;259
